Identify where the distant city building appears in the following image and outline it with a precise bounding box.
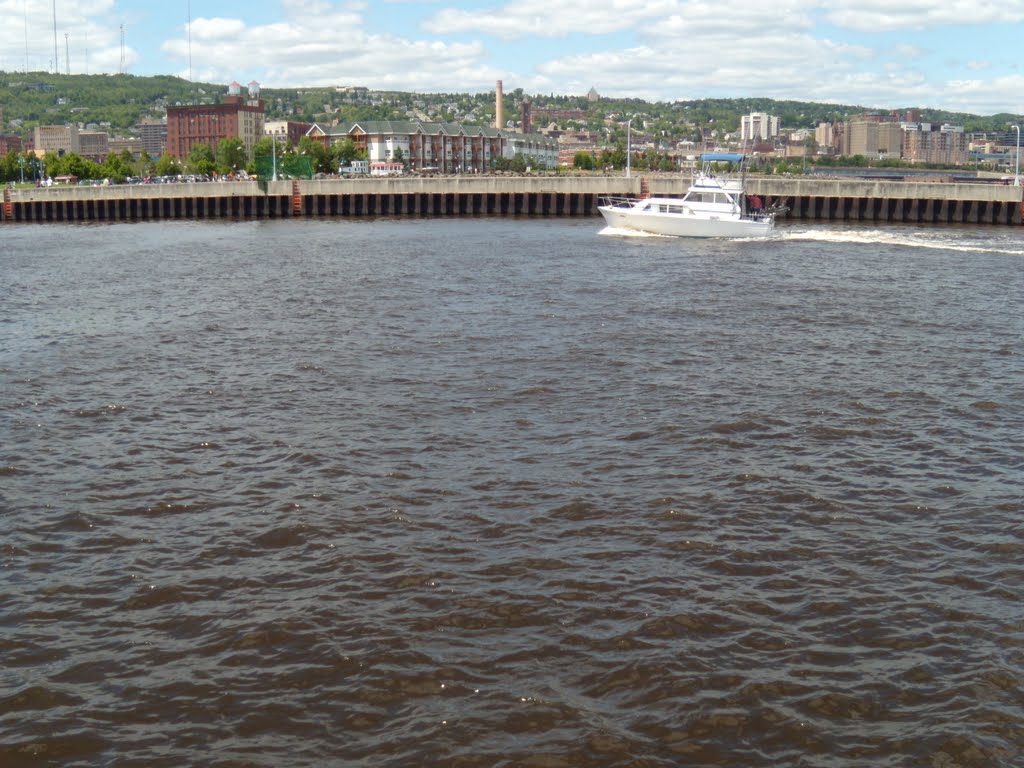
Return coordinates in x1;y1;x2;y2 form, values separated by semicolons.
33;124;80;155
166;81;265;160
308;120;559;172
79;131;110;162
335;85;369;101
740;113;780;143
264;120;314;147
815;122;833;151
531;107;588;122
108;136;145;158
843;117;901;159
139;120;167;157
587;87;600;102
0;134;22;155
901;123;969;165
521;99;532;134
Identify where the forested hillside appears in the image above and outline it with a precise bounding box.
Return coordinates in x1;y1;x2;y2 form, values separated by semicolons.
0;70;1018;139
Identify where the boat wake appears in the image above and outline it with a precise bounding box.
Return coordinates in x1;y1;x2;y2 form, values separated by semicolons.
598;226;674;238
780;227;1024;255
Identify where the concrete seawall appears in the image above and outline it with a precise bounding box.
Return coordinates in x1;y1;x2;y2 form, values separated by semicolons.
3;175;1023;225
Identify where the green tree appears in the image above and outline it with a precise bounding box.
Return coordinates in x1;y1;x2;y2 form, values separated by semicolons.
188;143;217;175
216;137;247;174
298;135;332;173
0;151;19;182
600;146;626;170
252;136;284;159
52;152;101;180
100;152;132;182
572;151;594;170
155;153;182;176
41;151;61;178
330;137;365;167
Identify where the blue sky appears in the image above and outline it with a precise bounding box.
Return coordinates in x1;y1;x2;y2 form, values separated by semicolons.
2;0;1023;115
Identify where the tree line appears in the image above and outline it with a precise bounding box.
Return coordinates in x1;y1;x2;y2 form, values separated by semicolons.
0;134;369;184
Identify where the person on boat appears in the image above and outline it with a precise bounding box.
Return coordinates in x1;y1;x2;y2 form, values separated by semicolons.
748;195;762;215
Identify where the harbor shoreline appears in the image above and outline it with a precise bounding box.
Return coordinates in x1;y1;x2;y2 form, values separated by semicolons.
4;175;1023;225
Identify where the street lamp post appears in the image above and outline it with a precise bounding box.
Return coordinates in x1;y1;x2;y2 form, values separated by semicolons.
1013;124;1020;186
626;119;631;178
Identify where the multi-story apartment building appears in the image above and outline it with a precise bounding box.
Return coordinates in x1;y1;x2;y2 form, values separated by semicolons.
839;112;969;164
139;120;167;158
741;112;779;143
843;118;902;159
79;131;110;162
901;123;969;165
815;122;833;151
166;81;265;160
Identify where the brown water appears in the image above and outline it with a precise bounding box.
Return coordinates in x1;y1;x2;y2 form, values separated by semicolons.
2;219;1022;767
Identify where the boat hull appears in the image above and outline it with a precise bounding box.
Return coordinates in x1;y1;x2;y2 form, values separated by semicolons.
599;205;774;239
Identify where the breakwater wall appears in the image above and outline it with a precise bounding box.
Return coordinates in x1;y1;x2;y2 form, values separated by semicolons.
3;175;1023;225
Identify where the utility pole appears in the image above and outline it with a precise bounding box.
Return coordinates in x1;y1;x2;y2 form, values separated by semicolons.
626;119;631;178
65;33;69;75
23;1;29;73
1013;125;1020;187
188;1;193;96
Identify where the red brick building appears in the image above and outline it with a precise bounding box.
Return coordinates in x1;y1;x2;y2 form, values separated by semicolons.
166;81;265;160
0;134;23;155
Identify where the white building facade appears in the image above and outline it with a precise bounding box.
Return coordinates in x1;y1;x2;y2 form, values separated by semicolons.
316;120;560;172
741;112;780;143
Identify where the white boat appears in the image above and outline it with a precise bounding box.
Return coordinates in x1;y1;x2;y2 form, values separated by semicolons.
598;153;781;238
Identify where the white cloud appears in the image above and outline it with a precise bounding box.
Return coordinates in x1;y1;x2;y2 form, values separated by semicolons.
825;0;1024;33
943;73;1024;114
423;0;683;40
161;7;494;91
3;0;1022;115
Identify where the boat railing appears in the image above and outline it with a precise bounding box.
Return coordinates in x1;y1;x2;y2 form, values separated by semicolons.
599;196;641;209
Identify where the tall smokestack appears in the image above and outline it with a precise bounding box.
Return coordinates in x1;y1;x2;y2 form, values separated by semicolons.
495;80;504;129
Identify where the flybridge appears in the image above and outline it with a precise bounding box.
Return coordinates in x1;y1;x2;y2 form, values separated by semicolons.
701;153;747;163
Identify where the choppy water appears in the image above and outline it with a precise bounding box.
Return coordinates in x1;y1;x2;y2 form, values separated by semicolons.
2;218;1022;767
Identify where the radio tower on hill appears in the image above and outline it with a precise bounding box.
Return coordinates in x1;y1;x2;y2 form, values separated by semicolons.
120;24;126;73
52;0;58;73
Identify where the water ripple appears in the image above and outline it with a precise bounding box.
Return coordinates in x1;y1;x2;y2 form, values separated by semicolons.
1;219;1021;767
